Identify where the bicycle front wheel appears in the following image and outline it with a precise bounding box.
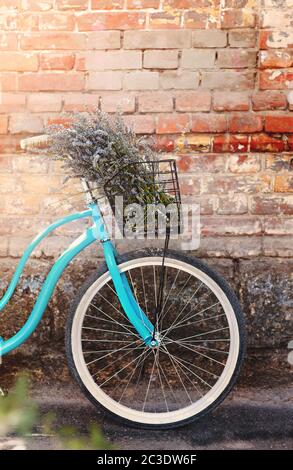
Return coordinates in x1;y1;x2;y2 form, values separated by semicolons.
66;249;245;429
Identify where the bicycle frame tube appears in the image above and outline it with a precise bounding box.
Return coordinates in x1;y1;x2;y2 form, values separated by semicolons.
0;203;154;357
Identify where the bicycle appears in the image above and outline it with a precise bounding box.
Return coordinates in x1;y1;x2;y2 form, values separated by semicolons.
0;135;246;429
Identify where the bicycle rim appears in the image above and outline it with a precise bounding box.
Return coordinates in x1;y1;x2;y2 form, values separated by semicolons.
70;256;240;426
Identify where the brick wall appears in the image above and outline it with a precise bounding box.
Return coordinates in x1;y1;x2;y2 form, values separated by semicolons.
0;1;292;379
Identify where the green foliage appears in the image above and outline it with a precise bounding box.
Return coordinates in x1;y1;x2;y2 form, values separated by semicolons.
0;376;112;450
0;375;37;438
57;424;113;451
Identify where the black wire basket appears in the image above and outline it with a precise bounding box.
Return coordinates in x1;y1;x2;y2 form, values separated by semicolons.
103;159;182;237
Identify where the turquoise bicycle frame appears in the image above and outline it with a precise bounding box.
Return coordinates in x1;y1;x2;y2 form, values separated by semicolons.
0;202;155;357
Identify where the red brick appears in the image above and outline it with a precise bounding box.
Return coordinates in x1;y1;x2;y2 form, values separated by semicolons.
127;0;160;7
100;93;136;113
82;50;142;71
0;73;17;91
264;217;293;235
77;12;146;31
56;0;88;9
124;30;191;49
0;32;18;50
20;0;53;10
201;216;262;236
144;50;178;69
259;70;291;90
221;9;255;28
175;134;211;153
9;114;44;134
184;10;210;29
229;155;261;174
265;115;293;133
259;30;293;50
0;116;8;135
138;92;173;113
124;115;155;134
192;30;227;48
0;52;38;71
213;134;249;153
17;13;39;32
250;134;285;152
213;91;249;111
91;0;123;8
19;73;85;91
181;49;215;68
39;13;75;31
27;93;63;112
20;32;87;50
124;71;159;90
40;53;75;70
0;93;26;113
251;195;293;215
229;29;256;47
161;71;199;90
149;11;181;30
156;114;190;134
47;116;72;127
217;50;257;68
178;176;200;195
259;50;293;69
228;114;263;133
87;71;122;90
252;91;287;111
274;175;293;193
192;114;227;133
202;175;271;194
288;136;293;151
0;135;20;154
261;11;293;29
154;136;175;152
0;0;19;8
175;91;211;112
217;194;248;215
87;31;121;49
201;71;254;90
265;155;293;171
177;154;226;173
63;93;99;111
164;0;201;6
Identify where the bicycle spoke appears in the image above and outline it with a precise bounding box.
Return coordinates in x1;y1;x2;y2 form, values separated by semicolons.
97;346;149;384
164;338;226;367
154;350;169;412
161;344;203;399
164;338;229;355
86;339;139;366
160;347;214;389
164;301;221;334
118;347;149;403
82;326;134;336
162;282;204;338
75;256;241;421
86;311;138;337
161;346;193;405
175;326;230;342
142;350;157;412
161;274;192;319
162;312;226;335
